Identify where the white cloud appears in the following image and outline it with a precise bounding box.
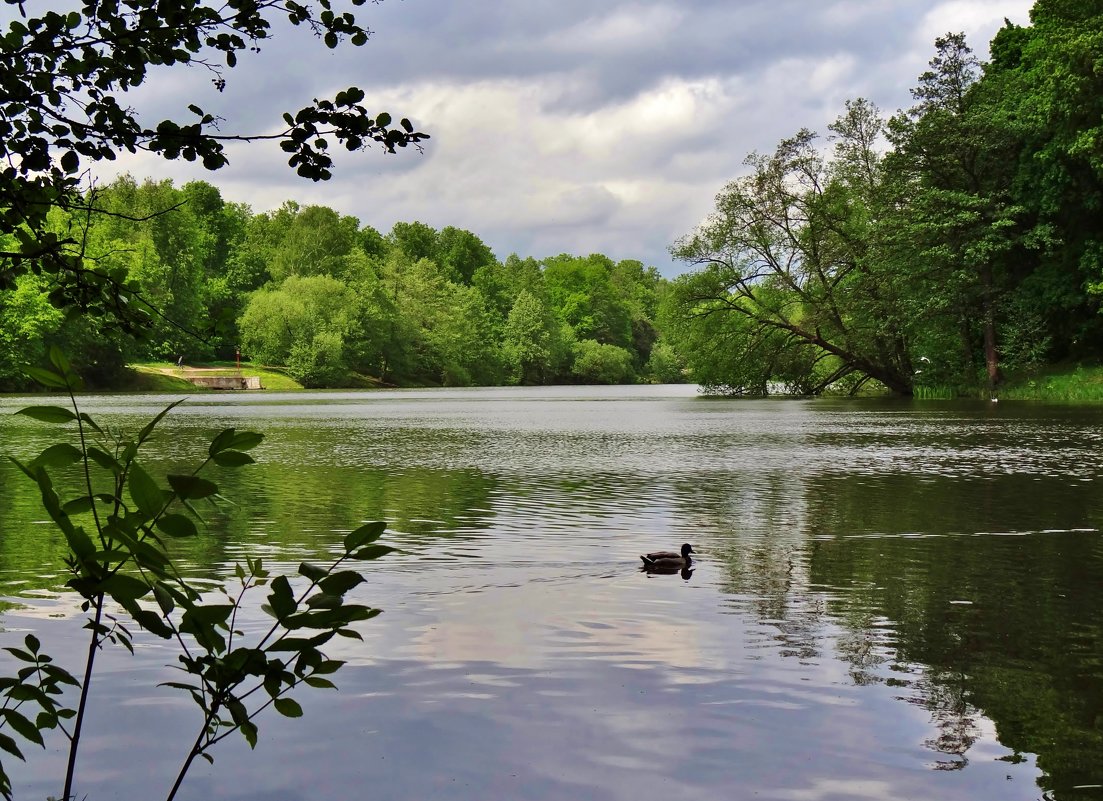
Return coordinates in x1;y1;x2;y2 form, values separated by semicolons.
94;0;1038;275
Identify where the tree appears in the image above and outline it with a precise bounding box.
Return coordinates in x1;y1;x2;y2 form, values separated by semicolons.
268;205;362;282
436;226;497;285
502;290;557;385
542;254;634;350
0;274;64;389
671;100;917;396
0;0;427;328
238;274;362;387
886;33;1027;391
570;340;634;384
984;4;1103;360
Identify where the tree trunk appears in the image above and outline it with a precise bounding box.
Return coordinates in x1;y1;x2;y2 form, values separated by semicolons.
980;264;1002;393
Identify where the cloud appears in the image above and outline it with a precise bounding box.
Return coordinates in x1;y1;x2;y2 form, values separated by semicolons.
96;0;1036;275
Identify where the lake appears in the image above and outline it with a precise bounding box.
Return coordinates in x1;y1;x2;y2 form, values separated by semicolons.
1;385;1102;801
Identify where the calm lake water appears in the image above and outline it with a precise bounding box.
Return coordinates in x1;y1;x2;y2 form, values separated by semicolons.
1;385;1102;801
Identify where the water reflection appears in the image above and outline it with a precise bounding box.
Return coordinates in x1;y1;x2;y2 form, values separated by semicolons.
0;388;1101;800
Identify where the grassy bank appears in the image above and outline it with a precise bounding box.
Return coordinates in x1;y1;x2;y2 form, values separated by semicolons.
130;361;304;392
997;364;1103;401
913;364;1103;401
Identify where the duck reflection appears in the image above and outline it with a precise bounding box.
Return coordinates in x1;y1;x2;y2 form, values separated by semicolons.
640;564;695;581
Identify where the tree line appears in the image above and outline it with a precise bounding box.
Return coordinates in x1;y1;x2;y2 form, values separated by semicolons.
0;177;684;390
664;1;1103;396
3;0;1096;398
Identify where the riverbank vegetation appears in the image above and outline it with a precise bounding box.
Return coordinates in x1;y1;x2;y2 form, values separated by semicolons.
0;183;677;391
665;2;1103;397
1;1;1100;398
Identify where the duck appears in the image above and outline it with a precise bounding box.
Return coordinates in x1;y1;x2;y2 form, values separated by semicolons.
640;543;694;569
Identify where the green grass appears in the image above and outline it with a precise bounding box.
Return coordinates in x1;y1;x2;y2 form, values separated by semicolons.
997;364;1103;402
912;384;956;400
129;362;304;392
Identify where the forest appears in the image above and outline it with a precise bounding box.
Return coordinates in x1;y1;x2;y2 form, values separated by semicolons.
0;177;679;390
666;3;1103;396
1;1;1100;396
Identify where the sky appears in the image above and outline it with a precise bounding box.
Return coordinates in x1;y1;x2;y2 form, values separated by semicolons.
102;0;1036;276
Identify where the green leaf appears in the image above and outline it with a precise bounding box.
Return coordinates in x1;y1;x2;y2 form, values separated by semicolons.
153;583;175;615
137;399;186;444
240;720;259;749
273;697;303;718
0;710;44;747
47;346;71;375
183;604;234;627
227;699;248;726
61;496;94;515
86;447;122;474
156;513;198;538
3;648;35;663
228;431;264;451
352;545;395;561
128;464;164;518
313;659;345;675
79;413;104;435
7;456;36;480
24;634;40;654
208;428;236;456
305;593;342;610
30;443;83;470
133;609;173;638
297;562;327;582
303;676;337;689
15;406;76;424
0;731;25;761
99;574;151;604
23;366;67;389
160;681;200;692
267;576;296;619
167;474;218;500
319;570;365;596
343;521;385;551
63;525;96;562
212;450;255;467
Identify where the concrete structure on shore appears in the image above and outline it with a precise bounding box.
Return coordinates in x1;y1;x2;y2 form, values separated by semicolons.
182;374;262;390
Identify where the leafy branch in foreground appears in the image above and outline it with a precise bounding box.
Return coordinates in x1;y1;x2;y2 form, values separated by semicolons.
1;346;393;801
1;0;429;329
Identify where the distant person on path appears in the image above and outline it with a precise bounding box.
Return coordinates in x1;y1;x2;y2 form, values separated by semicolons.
177;355;184;367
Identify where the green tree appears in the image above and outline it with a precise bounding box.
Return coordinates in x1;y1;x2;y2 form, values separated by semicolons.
239;275;361;387
570;340;634;384
0;274;64;389
269;205;362;282
542;254;634;350
436;226;497;285
985;4;1103;360
886;33;1027;391
671;101;916;396
502;289;557;385
0;0;426;328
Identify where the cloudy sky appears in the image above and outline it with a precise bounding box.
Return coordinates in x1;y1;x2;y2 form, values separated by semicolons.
105;0;1036;275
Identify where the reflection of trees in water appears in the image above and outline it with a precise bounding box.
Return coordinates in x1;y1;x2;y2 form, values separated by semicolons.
905;672;980;770
0;420;502;595
675;470;825;663
673;466;1103;796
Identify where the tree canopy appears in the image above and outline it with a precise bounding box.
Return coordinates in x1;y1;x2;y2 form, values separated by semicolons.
0;0;427;330
666;1;1103;396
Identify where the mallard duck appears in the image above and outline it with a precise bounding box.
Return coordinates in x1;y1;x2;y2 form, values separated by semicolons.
640;543;694;569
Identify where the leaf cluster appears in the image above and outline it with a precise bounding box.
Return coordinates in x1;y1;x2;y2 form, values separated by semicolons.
0;0;427;327
1;346;393;800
